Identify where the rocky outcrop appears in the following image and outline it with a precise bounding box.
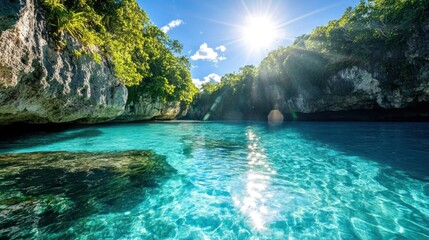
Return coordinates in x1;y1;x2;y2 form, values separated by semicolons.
191;65;429;121
283;65;429;120
191;63;429;121
115;96;185;122
0;0;127;125
282;23;429;116
285;67;391;113
0;0;188;125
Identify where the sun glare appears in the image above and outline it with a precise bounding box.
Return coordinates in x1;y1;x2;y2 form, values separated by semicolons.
242;16;280;51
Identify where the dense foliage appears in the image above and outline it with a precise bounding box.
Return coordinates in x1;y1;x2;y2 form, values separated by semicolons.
40;0;198;104
192;0;429;119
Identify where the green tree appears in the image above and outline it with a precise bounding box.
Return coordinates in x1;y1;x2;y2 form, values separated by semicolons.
201;82;219;94
40;0;198;105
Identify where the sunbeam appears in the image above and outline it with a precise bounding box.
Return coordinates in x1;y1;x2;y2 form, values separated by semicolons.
278;1;348;28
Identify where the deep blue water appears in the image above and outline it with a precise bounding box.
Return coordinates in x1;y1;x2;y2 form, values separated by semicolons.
1;122;429;239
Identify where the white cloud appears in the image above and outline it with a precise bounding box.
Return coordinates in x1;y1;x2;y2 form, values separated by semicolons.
192;73;222;89
204;73;222;83
216;45;227;52
190;43;226;63
161;19;184;33
190;43;218;62
192;78;203;89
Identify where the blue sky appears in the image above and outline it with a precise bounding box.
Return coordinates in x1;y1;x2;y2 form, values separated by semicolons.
137;0;359;87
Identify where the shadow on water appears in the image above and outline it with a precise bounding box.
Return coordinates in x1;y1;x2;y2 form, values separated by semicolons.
0;125;103;152
0;151;176;239
281;122;429;181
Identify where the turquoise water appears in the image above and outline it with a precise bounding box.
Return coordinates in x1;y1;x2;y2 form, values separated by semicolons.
1;122;429;239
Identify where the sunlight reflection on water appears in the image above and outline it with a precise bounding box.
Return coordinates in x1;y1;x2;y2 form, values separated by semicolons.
232;128;278;231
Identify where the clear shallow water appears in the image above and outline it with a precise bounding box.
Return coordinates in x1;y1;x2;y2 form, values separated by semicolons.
1;122;429;239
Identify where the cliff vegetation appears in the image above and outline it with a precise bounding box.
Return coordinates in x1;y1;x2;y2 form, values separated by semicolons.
40;0;198;105
190;0;429;120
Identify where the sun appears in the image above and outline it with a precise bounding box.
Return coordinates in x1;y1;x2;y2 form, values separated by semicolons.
242;15;280;51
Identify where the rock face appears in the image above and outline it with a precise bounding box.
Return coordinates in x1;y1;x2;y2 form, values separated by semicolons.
0;0;127;125
278;67;384;114
115;95;185;122
283;66;429;120
281;51;429;119
0;150;176;239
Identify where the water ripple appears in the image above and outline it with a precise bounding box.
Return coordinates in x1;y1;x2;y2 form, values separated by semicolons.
1;122;428;239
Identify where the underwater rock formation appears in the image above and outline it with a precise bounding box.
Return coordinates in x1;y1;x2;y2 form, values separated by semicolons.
0;150;176;239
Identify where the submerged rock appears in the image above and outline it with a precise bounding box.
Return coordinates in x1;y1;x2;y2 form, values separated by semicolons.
0;151;176;239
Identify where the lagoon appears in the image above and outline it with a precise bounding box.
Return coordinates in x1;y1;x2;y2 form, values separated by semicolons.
1;122;429;239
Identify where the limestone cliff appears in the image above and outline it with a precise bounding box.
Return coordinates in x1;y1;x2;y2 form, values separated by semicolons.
284;65;429;116
0;0;188;125
0;0;128;124
115;96;185;122
190;64;429;121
